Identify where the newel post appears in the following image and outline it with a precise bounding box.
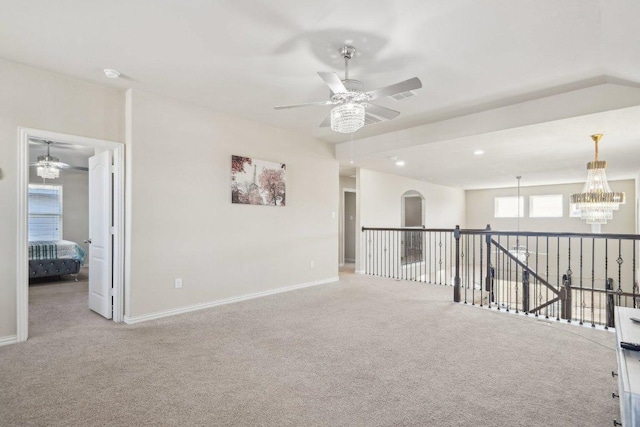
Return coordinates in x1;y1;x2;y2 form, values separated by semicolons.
561;273;572;321
454;225;461;302
484;224;494;303
606;278;615;328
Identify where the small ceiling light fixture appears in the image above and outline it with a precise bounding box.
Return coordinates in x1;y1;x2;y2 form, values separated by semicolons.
474;150;484;155
389;155;405;166
103;68;121;79
570;134;625;233
36;142;60;179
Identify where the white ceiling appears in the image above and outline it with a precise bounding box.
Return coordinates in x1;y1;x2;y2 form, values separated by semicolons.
29;140;94;169
3;0;640;188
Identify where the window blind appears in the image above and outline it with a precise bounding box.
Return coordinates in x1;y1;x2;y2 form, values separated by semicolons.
28;184;63;241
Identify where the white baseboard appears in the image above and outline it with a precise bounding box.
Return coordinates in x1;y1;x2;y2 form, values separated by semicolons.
124;276;340;325
345;258;355;263
355;270;365;274
0;335;18;347
339;263;345;267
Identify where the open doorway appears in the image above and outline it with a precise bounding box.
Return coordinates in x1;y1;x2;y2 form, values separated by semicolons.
344;191;356;263
17;128;125;343
340;188;357;275
401;190;425;265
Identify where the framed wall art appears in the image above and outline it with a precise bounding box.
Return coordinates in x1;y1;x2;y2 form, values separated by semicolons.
231;155;286;206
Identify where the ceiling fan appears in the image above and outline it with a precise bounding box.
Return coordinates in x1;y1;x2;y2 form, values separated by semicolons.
274;45;422;133
29;140;88;179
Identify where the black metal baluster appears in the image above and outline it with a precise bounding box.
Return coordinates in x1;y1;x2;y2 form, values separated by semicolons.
591;238;595;327
535;236;539;318
364;230;368;275
617;238;623;308
579;238;584;325
438;232;442;285
546;236;550;319
377;230;381;277
479;234;484;307
605;239;609;328
392;230;396;279
634;241;637;309
556;237;560;321
498;235;503;311
523;235;529;315
472;234;476;305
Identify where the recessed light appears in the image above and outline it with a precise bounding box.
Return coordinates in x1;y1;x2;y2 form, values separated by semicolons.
395;160;405;167
474;150;484;155
103;69;121;79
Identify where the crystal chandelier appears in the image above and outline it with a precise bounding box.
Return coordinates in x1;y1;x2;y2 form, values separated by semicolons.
331;102;365;133
570;134;625;232
36;142;61;180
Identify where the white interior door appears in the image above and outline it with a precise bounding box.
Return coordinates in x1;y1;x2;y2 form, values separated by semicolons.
88;150;113;318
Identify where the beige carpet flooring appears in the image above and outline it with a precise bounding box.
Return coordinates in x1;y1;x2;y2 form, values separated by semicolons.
0;267;619;426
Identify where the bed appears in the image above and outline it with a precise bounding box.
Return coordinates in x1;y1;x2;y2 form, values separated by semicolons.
28;240;86;281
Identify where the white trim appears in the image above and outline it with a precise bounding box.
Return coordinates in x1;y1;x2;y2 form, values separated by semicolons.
17;129;29;342
17;127;126;343
124;277;339;324
355;270;365;274
0;335;18;347
112;145;125;323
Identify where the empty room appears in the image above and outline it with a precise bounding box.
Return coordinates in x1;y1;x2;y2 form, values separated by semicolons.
1;1;640;426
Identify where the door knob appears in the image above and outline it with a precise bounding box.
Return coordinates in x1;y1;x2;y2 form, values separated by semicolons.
84;239;92;244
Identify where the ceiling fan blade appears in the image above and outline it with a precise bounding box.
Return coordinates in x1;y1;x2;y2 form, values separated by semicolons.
318;72;348;94
364;113;383;125
29;163;88;172
365;77;422;100
59;165;89;172
274;100;332;110
367;104;400;120
319;114;332;128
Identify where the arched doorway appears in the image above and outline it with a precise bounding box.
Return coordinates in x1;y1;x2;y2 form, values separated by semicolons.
401;191;425;265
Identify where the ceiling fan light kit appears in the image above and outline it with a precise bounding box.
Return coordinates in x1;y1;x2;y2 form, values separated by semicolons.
274;45;422;134
331;102;365;133
36;142;61;179
36;164;60;179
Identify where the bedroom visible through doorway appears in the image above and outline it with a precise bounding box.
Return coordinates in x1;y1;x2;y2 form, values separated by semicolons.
17;128;125;343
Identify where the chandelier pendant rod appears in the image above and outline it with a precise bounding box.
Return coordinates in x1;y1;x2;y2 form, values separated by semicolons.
592;133;602;162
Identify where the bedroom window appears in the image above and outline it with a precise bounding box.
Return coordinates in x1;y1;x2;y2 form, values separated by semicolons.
28;184;63;241
494;196;524;218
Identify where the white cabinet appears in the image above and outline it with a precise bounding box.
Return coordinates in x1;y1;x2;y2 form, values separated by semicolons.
615;307;640;425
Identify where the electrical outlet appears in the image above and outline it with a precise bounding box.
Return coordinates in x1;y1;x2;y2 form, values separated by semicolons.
175;278;183;289
310;261;315;269
331;211;336;218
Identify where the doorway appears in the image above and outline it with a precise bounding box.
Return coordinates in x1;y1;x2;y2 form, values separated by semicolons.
344;191;356;263
17;128;125;343
401;191;425;264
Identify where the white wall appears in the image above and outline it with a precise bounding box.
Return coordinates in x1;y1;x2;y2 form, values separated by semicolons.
126;89;339;319
0;58;124;339
356;169;466;272
465;180;636;234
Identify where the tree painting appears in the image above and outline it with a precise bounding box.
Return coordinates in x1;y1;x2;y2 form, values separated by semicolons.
231;155;286;206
